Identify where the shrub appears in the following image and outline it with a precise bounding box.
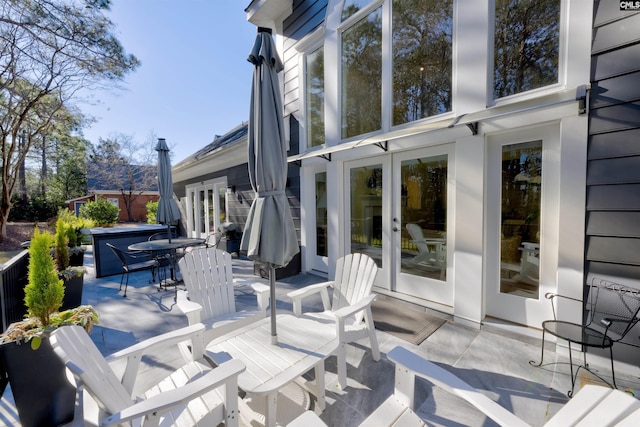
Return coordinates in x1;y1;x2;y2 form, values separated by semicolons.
55;218;70;271
24;229;64;327
79;198;119;226
57;208;94;245
146;200;158;224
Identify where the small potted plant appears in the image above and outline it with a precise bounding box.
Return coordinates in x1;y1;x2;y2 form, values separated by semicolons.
55;217;86;310
0;228;98;427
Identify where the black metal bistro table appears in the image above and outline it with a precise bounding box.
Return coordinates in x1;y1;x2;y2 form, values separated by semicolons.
128;238;204;295
530;320;614;397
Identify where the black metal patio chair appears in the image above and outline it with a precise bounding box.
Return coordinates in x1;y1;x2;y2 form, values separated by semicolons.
106;243;158;297
530;277;640;397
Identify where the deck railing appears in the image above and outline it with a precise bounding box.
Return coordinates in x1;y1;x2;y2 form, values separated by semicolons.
0;250;29;332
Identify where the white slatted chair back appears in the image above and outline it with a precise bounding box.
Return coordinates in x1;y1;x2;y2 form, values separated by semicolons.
50;325;134;417
331;253;378;323
179;247;237;320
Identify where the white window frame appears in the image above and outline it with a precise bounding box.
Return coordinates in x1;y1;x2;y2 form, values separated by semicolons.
296;27;326;153
185;177;228;239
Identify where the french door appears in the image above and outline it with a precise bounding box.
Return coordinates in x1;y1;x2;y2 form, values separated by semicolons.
185;178;227;239
344;144;453;307
485;127;556;327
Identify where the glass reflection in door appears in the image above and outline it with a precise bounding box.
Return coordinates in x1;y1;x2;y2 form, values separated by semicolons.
500;141;541;298
400;155;447;281
350;165;383;267
315;172;328;257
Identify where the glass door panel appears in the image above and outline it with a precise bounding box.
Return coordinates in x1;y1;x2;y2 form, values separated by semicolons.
207;188;215;235
399;154;448;282
393;146;453;307
349;164;383;267
500;141;541;298
315;172;328;257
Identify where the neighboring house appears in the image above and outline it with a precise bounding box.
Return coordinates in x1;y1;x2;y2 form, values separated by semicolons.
69;163;159;222
243;0;640;372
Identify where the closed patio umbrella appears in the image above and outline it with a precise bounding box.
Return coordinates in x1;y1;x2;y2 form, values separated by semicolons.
155;138;181;242
241;27;299;344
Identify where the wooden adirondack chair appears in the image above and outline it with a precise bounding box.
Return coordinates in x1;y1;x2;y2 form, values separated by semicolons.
50;323;245;426
177;247;270;346
287;253;380;390
360;346;640;427
290;343;640;426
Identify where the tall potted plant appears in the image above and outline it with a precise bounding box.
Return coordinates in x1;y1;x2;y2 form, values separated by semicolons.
57;208;90;267
0;229;98;427
55;217;85;310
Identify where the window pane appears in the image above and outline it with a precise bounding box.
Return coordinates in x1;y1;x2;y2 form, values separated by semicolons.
315;172;328;257
341;8;382;139
207;188;214;234
306;46;325;148
400;155;447;281
218;187;226;224
342;0;375;21
392;0;453;125
500;140;541;298
350;165;383;267
494;0;560;98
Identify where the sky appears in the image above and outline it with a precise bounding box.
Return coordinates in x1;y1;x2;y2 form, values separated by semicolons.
79;0;257;164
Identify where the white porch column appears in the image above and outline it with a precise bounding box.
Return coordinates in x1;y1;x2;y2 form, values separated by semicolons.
556;115;588;323
453;133;485;328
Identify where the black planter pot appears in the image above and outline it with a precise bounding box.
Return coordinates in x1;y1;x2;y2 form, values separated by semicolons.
69;251;84;267
0;339;76;427
60;274;84;311
220;237;241;255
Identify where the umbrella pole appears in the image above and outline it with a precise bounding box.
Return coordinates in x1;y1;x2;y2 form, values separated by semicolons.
270;263;277;345
167;224;172;243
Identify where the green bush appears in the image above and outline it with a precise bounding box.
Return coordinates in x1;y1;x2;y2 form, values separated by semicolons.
57;208;95;244
25;229;64;327
146;200;158;224
54;218;70;271
79;199;119;227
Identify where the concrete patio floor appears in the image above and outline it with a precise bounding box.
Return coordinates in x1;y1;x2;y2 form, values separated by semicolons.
1;246;639;426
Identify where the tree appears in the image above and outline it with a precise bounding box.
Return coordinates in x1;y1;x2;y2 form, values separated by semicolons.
88;133;157;222
0;0;139;237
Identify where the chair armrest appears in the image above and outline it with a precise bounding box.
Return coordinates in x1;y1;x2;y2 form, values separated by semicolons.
387;346;529;427
545;292;582;320
287;281;333;315
234;279;270;313
106;323;206;394
101;359;246;427
175;290;203;325
332;294;376;320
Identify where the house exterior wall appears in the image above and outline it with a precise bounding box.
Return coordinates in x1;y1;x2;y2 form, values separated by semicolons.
256;0;595;329
584;1;640;364
586;2;640;284
68;194;158;223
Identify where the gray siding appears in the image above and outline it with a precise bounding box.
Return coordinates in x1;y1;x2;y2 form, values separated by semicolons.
586;2;640;284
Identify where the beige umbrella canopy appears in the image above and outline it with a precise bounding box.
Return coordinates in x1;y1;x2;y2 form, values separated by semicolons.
241;27;299;344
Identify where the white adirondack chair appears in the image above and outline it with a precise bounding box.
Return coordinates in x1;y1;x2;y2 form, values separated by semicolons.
177;247;270;346
290;345;640;426
287;253;380;390
360;346;640;427
50;323;245;427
